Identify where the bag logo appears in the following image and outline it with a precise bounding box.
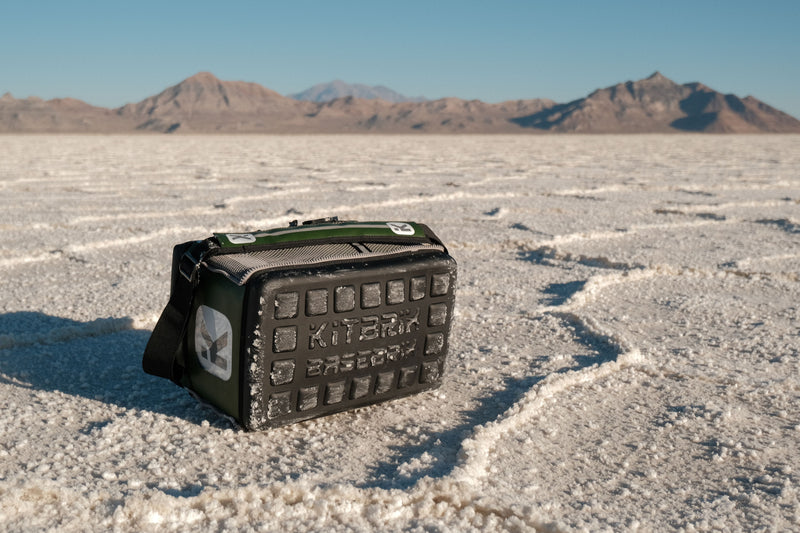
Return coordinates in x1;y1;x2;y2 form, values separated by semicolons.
387;222;415;235
226;233;256;244
194;305;233;381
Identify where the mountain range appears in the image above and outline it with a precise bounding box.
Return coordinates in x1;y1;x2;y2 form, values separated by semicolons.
1;72;798;133
289;80;426;103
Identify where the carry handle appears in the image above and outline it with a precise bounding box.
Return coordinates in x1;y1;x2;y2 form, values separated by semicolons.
213;221;436;249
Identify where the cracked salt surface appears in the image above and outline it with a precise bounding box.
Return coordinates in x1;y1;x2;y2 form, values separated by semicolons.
1;135;799;531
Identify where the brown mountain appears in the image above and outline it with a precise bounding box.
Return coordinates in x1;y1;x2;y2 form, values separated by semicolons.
0;92;134;133
1;71;798;133
304;95;556;132
511;72;800;133
115;72;315;133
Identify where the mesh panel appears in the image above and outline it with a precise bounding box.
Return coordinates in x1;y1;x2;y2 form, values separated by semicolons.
204;242;444;285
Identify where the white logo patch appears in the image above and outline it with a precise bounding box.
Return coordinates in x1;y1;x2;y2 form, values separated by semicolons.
387;222;415;235
194;305;233;381
226;233;256;244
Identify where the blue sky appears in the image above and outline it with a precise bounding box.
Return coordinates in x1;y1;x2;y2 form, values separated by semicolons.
2;0;799;117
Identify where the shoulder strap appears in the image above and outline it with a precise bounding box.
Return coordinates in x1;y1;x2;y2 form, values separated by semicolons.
142;239;215;384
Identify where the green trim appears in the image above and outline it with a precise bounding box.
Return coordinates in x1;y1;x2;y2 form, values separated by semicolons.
214;221;424;248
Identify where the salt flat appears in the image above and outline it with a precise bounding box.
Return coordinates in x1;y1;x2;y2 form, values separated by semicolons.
0;135;798;531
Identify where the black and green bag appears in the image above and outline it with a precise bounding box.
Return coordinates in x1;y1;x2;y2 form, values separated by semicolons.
143;218;457;430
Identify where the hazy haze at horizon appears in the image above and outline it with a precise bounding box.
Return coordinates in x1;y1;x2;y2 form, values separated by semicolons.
1;0;798;117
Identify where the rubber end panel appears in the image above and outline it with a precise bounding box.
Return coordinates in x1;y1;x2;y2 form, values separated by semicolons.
242;253;456;430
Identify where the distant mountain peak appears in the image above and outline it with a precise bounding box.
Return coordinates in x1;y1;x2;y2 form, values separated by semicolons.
289;80;426;103
113;71;298;131
183;71;221;84
510;71;800;133
634;71;682;90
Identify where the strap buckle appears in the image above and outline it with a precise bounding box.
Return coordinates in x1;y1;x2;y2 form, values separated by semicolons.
178;246;203;283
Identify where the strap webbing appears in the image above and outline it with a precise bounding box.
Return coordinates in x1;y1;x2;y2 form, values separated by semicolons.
142;240;213;384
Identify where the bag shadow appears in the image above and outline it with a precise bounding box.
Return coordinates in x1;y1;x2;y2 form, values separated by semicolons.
0;311;234;428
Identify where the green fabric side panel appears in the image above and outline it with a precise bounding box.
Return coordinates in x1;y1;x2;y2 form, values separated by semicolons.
185;269;245;420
